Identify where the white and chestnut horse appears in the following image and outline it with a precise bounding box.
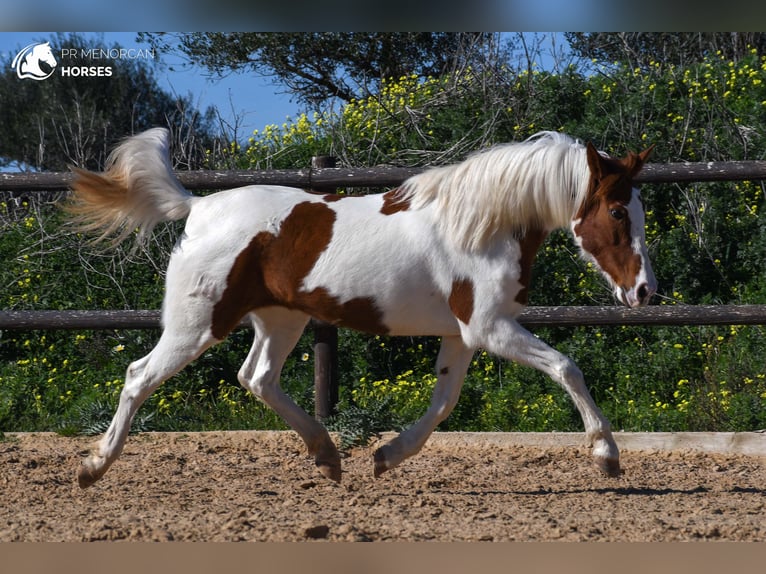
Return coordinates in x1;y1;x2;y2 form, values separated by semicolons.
67;128;655;488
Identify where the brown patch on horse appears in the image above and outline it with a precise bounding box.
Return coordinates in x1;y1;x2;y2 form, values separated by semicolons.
295;287;388;334
448;278;474;325
380;188;411;215
322;193;373;204
210;232;272;338
211;201;388;339
515;228;549;305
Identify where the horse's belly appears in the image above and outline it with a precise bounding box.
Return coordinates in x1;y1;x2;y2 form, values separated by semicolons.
382;302;462;337
300;250;459;336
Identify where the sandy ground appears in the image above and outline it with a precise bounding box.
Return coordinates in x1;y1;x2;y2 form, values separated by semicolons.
1;430;764;542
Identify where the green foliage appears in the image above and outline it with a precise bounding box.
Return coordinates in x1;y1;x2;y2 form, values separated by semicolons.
326;396;405;451
2;45;766;438
58;397;154;437
566;33;766;72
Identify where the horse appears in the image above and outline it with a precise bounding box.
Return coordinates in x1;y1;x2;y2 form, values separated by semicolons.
66;128;656;488
12;42;57;80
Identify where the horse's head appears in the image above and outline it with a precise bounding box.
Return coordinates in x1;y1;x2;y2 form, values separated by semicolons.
572;142;656;308
32;42;57;68
14;42;57;80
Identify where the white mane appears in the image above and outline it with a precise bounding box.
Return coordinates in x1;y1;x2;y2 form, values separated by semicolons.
399;131;592;251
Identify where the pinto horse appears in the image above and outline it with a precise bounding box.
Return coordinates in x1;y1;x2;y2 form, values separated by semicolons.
67;128;655;488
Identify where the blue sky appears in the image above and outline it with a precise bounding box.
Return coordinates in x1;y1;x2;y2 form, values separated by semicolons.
1;32;302;138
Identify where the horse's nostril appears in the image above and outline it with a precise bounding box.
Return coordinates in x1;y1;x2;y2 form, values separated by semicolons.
636;283;652;303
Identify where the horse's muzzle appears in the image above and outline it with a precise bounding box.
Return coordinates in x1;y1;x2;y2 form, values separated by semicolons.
619;281;656;308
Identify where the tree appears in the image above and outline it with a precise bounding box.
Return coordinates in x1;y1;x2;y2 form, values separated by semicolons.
139;33;507;108
566;32;766;70
0;33;219;171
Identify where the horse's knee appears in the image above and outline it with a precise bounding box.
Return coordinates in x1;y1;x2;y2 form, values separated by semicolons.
119;376;155;406
554;358;583;385
430;373;468;421
121;354;168;403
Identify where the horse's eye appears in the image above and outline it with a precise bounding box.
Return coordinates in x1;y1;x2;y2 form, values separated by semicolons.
609;208;625;220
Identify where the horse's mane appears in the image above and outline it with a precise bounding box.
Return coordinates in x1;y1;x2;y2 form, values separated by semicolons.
398;131;591;251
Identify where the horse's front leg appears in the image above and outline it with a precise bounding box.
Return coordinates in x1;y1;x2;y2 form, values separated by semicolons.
374;336;474;477
479;317;621;477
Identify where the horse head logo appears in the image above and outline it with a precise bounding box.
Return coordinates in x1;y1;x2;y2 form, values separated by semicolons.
12;42;57;80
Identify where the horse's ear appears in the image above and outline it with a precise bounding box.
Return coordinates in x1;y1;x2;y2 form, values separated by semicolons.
577;142;606;218
626;143;655;178
586;141;608;182
634;143;655;175
638;144;655;162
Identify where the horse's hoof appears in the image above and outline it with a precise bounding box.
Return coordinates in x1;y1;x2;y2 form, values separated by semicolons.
596;456;621;477
77;463;103;489
373;448;389;478
316;463;341;483
316;457;342;483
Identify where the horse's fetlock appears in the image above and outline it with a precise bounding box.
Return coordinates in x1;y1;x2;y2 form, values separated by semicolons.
585;429;604;446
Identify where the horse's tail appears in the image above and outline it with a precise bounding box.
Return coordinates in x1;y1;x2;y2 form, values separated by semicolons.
65;128;194;246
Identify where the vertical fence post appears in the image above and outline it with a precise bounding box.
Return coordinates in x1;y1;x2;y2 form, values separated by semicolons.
310;155;339;421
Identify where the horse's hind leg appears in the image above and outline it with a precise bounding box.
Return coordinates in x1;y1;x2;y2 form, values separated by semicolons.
238;308;341;482
78;328;216;488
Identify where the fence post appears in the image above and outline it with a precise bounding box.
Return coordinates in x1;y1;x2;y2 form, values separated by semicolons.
310;155;340;421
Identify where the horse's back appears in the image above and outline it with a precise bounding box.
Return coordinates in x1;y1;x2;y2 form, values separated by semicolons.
187;184;308;226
